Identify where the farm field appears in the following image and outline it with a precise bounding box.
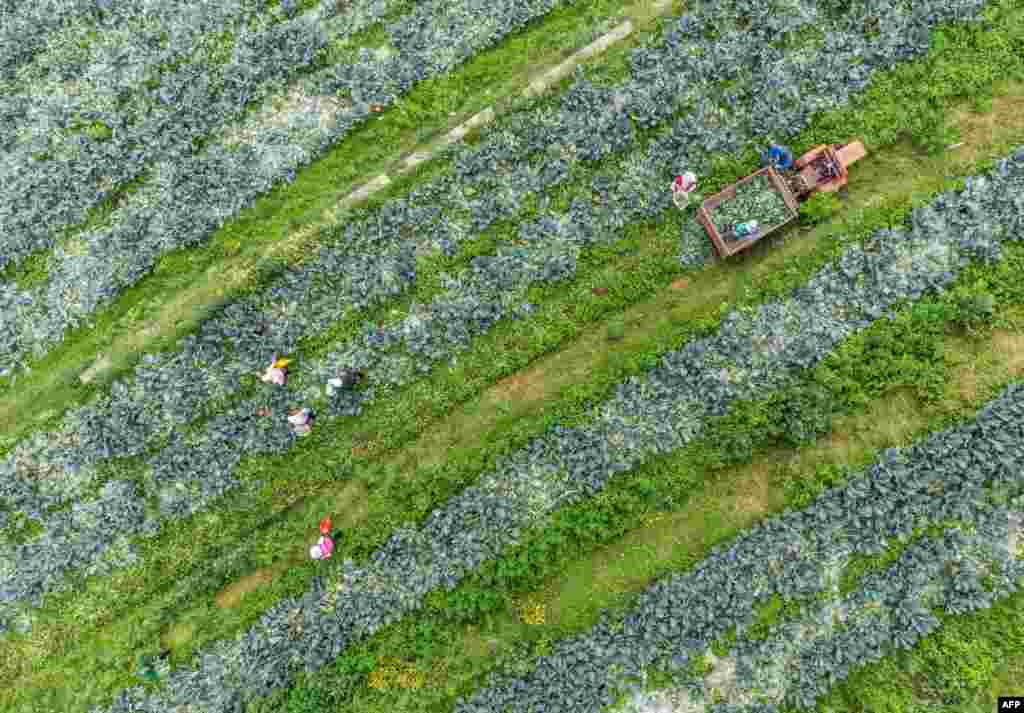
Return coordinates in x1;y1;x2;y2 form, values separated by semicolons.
1;0;1024;712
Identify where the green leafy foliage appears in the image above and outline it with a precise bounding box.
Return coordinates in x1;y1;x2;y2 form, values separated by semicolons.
282;679;330;713
277;226;1024;713
952;292;997;334
799;192;842;226
8;0;1024;708
816;302;949;407
607;316;626;341
452;378;1024;713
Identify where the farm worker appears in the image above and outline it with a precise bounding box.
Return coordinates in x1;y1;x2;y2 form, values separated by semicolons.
136;654;159;682
340;368;365;387
135;650;168;683
310;518;335;560
288;407;313;436
671;171;698;209
735;221;760;238
671;171;697;194
287;407;311;425
261;367;286;386
261;356;291;386
326;368;365;395
762;144;793;170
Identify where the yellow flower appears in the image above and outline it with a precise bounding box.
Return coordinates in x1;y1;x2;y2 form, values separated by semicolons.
272;357;292;369
641;513;667;528
367;669;389;690
396;667;425;690
367;662;403;691
519;600;546;626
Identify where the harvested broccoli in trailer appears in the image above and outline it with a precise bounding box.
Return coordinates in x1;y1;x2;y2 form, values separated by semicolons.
709;174;792;238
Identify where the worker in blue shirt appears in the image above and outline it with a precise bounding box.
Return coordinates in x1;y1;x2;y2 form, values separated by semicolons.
762;144;793;170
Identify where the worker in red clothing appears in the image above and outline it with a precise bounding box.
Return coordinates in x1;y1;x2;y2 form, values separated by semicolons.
310;516;335;560
671;171;698;209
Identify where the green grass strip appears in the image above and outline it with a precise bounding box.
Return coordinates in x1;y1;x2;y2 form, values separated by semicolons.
0;0;1015;672
7;0;1015;462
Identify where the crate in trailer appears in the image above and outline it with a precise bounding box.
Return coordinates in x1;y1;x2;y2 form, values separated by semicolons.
697;166;800;258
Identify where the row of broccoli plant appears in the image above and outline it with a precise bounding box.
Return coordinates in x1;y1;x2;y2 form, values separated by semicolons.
455;382;1024;713
0;0;429;274
805;531;1024;710
22;209;1014;713
0;0;974;424
722;515;1017;711
262;240;1024;713
0;0;1013;645
0;0;967;368
0;0;578;353
0;0;638;362
0;0;358;94
264;170;1024;713
0;0;393;163
0;0;266;132
0;0;977;521
15;122;1021;713
0;0;418;150
0;0;132;81
9;0;1024;663
75;145;1024;713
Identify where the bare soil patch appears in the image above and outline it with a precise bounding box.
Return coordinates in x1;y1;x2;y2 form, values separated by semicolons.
215;568;279;610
